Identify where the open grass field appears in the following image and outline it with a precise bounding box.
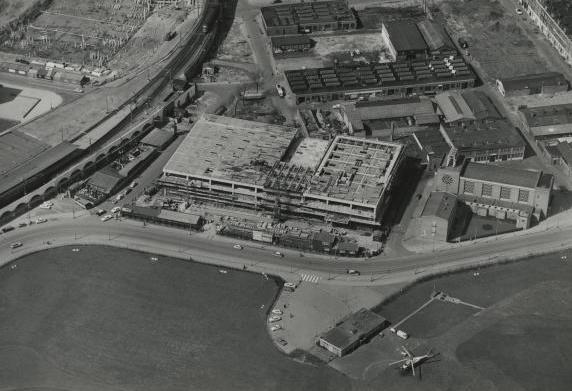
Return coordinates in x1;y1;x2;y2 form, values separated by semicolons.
331;249;572;390
0;245;355;391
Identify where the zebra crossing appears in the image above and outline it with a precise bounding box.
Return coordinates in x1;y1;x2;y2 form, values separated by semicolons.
300;273;321;284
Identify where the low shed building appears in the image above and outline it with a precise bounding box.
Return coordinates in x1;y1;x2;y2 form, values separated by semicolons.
319;308;389;357
496;72;569;97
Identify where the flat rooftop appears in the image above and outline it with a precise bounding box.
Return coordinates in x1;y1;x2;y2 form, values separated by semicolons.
355;97;438;124
285;56;476;96
384;21;428;52
413;127;451;158
292;138;330;169
305;136;403;204
422;191;457;220
163;114;299;186
417;20;455;52
261;0;355;28
320;308;387;350
462;162;542;189
499;72;569;92
441;119;525;151
520;103;572;128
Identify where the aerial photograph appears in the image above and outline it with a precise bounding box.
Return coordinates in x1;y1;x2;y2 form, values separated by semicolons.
1;0;571;390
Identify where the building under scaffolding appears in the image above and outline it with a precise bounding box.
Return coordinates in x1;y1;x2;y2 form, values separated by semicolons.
160;115;404;227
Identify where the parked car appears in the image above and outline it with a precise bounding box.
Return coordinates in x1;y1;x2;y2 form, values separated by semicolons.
272;309;283;316
516;8;523;15
347;269;360;276
233;244;243;250
270;324;282;332
2;226;15;233
18;222;27;228
35;217;47;224
111;207;121;214
129;181;138;189
101;214;113;222
96;209;106;216
458;37;469;49
10;242;23;249
273;251;284;257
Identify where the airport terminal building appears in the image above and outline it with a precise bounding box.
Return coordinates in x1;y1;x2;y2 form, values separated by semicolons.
160;115;404;227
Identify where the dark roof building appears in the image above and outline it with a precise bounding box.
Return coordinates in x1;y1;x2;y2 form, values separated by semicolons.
439;119;525;166
382;21;429;61
420;191;458;241
285;58;477;103
462;162;542;189
261;1;356;36
271;35;313;53
519;103;572;139
416;20;456;55
461;90;502;120
319;308;389;357
435;90;502;123
140;127;176;150
413;127;451;171
496;72;569;97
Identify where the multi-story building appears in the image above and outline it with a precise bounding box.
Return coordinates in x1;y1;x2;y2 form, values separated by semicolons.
524;0;572;66
519;103;572;140
439;119;525;166
160;115;405;227
435;161;553;227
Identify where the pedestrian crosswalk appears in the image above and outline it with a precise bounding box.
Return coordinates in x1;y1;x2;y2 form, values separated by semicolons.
300;273;321;284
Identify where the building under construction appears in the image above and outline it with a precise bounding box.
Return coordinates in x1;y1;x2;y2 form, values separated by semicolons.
159;115;405;227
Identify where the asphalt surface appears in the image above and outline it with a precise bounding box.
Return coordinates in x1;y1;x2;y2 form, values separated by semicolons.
3;212;572;285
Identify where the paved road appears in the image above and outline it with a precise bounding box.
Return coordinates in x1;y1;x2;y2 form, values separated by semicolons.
2;212;571;286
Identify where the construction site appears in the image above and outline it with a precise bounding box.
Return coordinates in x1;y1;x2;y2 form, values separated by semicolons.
159;114;405;228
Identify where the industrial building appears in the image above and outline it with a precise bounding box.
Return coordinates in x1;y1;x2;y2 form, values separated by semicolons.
413;127;451;172
525;0;572;67
261;0;356;36
435;90;502;123
381;21;429;62
285;57;477;104
318;308;389;357
419;192;459;242
435;162;553;226
439;119;525;166
340;97;439;139
495;72;569;97
519;103;572;140
539;140;572;177
271;35;313;55
160;115;405;227
416;20;457;57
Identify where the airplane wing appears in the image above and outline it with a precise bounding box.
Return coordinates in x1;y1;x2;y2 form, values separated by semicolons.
411;361;415;376
401;346;413;358
388;359;408;366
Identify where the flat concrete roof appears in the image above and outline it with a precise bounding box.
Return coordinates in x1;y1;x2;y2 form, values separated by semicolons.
462;162;541;189
305;136;403;204
422;191;456;220
292;138;330;169
163;114;299;186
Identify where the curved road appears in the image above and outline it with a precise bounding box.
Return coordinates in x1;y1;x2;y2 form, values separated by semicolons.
2;214;571;286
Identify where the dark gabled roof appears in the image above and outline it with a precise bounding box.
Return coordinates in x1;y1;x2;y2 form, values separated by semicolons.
413;127;451;158
520;103;572;128
86;166;124;193
461;162;542;189
421;191;457;220
498;72;569;92
416;21;455;52
385;22;428;52
461;90;502;120
140;128;175;148
261;1;355;28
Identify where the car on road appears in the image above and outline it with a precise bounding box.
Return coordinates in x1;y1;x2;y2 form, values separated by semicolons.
516;8;523;15
35;218;47;224
96;209;106;216
233;244;243;250
10;242;23;249
269;315;282;323
129;181;138;189
111;207;121;214
18;222;27;228
1;226;15;233
458;37;469;49
273;251;284;257
74;87;84;93
347;269;360;275
101;214;113;222
270;324;282;332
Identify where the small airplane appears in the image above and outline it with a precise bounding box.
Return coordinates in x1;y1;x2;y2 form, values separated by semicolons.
389;346;436;376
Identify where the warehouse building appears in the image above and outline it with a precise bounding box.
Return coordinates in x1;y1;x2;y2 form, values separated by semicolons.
539;140;572;177
496;72;569;97
417;20;457;58
160;115;404;227
519;103;572;140
271;35;313;54
435;161;553;226
285;57;477;104
381;21;429;62
439;119;525;166
261;0;356;36
413;127;451;172
435;90;502;123
319;308;389;357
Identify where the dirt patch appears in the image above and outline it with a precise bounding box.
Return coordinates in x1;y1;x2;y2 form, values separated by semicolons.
434;0;550;81
216;15;253;64
231;96;286;125
313;33;393;63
